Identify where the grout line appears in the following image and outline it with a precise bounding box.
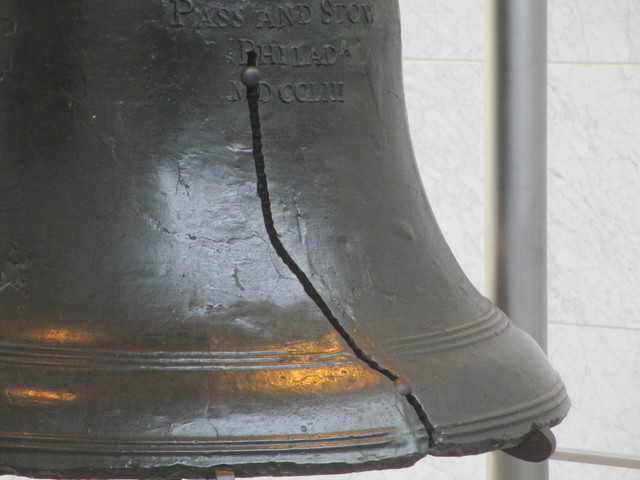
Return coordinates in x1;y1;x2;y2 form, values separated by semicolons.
401;57;482;64
401;58;640;68
549;321;640;333
549;60;640;67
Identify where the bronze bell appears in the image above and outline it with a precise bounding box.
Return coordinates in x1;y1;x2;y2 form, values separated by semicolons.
0;0;569;477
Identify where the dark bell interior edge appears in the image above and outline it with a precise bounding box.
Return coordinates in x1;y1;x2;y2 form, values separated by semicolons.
0;428;557;480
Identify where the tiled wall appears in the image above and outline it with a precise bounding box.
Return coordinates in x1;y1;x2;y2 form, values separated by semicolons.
547;1;640;476
401;0;640;479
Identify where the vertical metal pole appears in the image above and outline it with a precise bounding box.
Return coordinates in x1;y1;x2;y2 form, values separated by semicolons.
485;0;548;479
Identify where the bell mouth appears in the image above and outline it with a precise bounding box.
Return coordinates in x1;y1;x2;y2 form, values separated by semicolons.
381;304;569;457
0;304;568;477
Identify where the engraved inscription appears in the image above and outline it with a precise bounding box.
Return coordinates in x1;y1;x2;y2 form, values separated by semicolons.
169;1;375;28
0;16;16;35
171;0;245;28
255;4;313;28
226;81;345;104
238;39;351;66
320;0;375;24
165;1;376;104
0;17;17;82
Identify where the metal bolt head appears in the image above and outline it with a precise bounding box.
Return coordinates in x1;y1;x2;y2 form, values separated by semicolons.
214;468;235;480
241;66;261;87
393;378;413;396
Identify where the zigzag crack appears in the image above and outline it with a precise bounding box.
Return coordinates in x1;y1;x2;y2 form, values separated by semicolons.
241;51;435;447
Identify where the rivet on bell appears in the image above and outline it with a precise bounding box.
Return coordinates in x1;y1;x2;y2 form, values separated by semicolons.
394;378;413;396
240;66;261;87
214;468;235;480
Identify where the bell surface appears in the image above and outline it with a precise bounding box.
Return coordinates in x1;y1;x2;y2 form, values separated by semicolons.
0;0;569;478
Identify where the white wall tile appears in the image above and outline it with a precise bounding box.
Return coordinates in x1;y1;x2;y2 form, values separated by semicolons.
551;461;640;480
403;60;485;290
548;64;640;330
548;324;640;457
399;0;484;61
400;0;640;64
549;0;640;64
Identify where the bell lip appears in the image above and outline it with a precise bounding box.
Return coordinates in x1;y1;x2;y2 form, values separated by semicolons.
428;377;570;453
380;304;571;457
0;429;428;478
0;459;427;479
427;409;570;457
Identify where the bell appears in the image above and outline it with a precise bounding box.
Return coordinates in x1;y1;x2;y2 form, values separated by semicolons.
0;0;569;478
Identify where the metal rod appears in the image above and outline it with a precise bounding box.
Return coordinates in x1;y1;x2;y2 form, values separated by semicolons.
552;449;640;470
484;0;548;479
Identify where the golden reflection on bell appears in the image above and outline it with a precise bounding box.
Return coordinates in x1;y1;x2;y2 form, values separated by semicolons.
0;0;568;477
6;388;79;406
